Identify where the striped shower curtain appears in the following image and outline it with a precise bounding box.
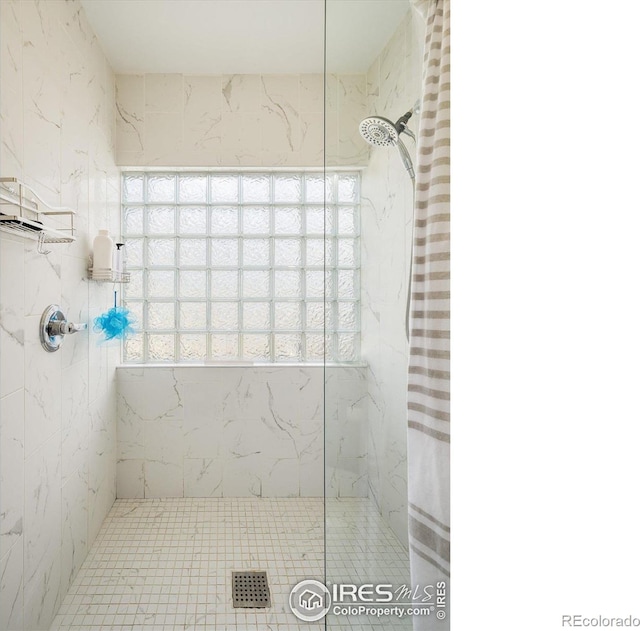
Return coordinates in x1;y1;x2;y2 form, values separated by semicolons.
407;1;450;629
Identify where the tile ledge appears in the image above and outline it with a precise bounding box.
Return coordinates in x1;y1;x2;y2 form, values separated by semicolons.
116;362;368;369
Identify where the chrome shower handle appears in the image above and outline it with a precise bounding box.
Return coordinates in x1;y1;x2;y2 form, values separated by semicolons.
67;321;88;333
40;304;87;352
48;320;88;336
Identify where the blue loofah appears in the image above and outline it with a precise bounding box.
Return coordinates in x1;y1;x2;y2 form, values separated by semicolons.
94;305;135;341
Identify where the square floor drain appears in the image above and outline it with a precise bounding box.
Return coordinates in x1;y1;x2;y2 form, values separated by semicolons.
232;571;271;608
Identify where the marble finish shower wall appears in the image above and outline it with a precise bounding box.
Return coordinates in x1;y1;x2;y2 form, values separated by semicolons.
116;366;367;499
0;1;119;629
115;73;368;167
360;10;423;547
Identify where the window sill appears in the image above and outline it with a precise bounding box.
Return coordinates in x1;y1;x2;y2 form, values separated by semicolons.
116;361;368;369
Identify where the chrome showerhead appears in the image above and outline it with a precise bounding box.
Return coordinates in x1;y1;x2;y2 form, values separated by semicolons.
359;116;399;147
360;108;417;183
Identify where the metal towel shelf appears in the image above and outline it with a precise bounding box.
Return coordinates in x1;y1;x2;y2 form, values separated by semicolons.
0;177;76;254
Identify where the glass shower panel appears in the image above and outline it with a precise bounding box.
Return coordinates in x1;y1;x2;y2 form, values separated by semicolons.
324;0;421;628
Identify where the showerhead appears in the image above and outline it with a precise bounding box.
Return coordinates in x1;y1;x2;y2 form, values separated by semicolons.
359;116;399;147
359;107;417;182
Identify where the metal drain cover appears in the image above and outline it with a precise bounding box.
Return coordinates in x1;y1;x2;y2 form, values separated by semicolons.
232;571;271;608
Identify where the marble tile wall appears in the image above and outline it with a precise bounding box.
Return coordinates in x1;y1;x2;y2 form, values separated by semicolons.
115;72;369;167
116;365;367;499
359;9;423;547
0;1;119;629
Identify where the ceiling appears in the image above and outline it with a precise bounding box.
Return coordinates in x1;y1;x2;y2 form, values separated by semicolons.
80;0;410;75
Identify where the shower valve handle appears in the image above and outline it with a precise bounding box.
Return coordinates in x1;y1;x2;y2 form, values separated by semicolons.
49;320;88;336
40;304;87;352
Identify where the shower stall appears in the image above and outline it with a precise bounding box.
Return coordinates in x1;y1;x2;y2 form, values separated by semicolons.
0;1;427;629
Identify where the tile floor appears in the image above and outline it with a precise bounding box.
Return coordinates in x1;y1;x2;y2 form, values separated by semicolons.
325;500;412;630
49;498;411;630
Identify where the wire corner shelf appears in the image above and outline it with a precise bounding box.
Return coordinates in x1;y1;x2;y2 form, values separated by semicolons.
0;177;77;254
88;266;130;284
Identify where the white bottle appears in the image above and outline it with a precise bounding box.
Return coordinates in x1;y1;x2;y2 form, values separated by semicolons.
93;230;113;273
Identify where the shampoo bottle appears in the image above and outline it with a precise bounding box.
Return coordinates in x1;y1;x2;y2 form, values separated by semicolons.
93;230;113;272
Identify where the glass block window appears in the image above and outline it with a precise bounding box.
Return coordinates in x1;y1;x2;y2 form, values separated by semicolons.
122;172;360;363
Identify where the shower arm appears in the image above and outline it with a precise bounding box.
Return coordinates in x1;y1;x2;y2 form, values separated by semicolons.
396;105;418;142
